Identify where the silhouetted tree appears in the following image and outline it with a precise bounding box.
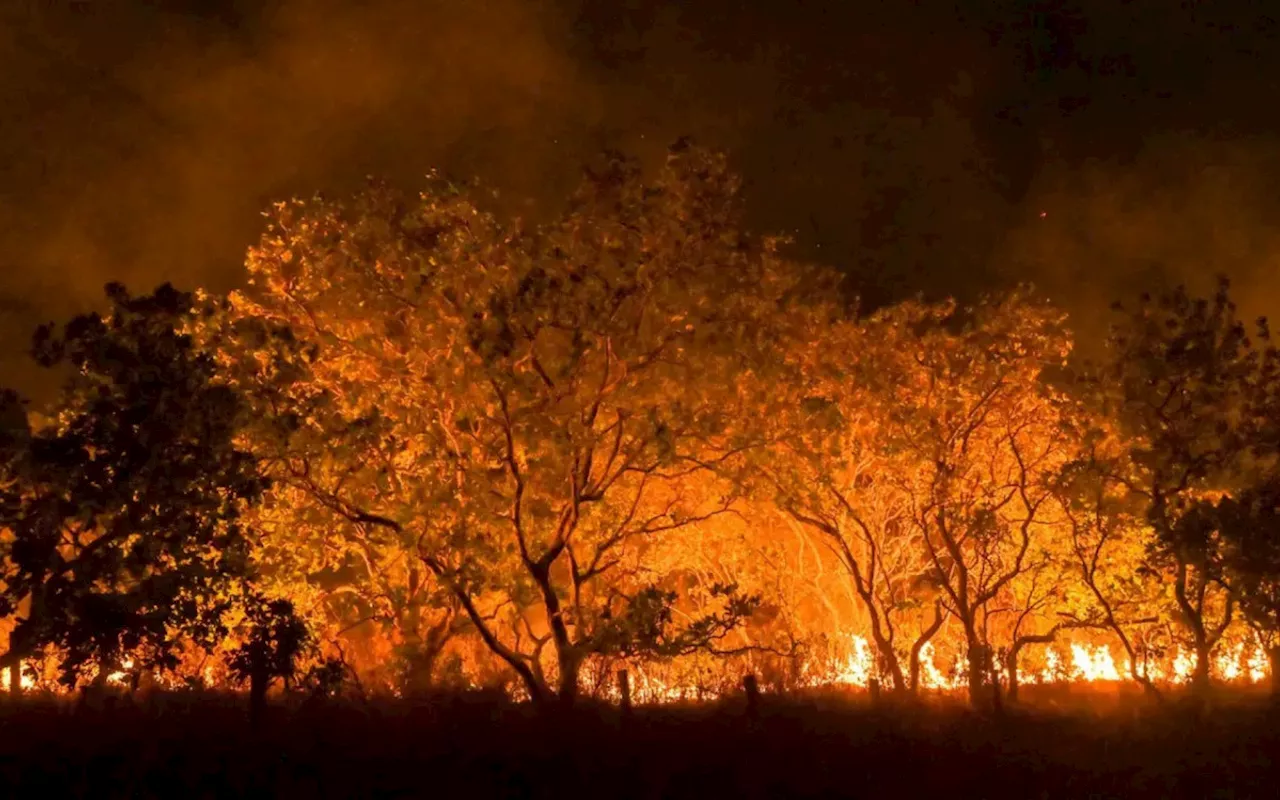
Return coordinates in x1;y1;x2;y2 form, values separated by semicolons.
227;595;311;723
1093;278;1280;694
0;283;267;689
1217;481;1280;695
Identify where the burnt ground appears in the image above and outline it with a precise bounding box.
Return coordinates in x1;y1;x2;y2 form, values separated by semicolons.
0;688;1274;798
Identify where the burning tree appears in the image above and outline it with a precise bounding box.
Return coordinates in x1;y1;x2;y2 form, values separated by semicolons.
865;293;1077;706
198;311;472;694
764;313;948;695
1091;279;1280;694
752;290;1085;704
216;144;803;704
1217;481;1280;694
1053;425;1166;697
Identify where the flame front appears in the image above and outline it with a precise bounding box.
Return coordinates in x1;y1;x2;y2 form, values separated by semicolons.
1068;644;1122;682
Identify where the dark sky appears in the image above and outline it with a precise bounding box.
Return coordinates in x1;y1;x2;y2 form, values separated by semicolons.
4;0;1280;390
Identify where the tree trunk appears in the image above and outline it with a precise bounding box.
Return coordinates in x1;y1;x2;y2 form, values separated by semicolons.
907;602;946;693
1269;647;1280;701
400;634;446;698
527;560;579;708
966;642;990;707
989;658;1004;716
399;599;455;697
1173;559;1213;699
556;649;581;706
1190;639;1212;697
1005;630;1064;705
429;561;550;707
743;673;760;718
1119;645;1162;700
870;638;905;694
864;610;905;693
249;668;268;727
402;652;437;697
1005;649;1020;704
907;652;922;695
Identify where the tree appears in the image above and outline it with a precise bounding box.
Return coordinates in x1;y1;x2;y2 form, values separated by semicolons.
1053;427;1165;697
226;595;312;723
215;144;798;705
641;501;853;694
0;284;267;690
1217;480;1280;696
765;315;948;695
1092;279;1280;694
864;292;1076;706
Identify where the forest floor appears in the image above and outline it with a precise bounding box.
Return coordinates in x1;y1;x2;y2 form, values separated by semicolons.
0;685;1275;798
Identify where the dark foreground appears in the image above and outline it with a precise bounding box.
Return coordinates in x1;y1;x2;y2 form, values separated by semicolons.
0;689;1275;799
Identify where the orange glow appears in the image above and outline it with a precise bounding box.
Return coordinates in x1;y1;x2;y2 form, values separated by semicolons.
105;659;134;687
829;635;875;688
1068;643;1122;682
0;667;35;691
1247;645;1269;683
1172;649;1196;684
917;641;953;690
1;633;1273;702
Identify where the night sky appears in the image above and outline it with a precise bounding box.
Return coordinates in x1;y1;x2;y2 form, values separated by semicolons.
4;0;1280;390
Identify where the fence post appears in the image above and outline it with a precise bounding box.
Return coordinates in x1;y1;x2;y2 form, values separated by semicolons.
743;673;760;718
617;669;632;715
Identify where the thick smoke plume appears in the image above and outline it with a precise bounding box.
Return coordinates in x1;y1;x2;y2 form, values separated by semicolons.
4;0;1280;389
1;0;594;392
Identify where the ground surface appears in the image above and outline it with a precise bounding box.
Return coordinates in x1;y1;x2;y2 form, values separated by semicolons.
0;690;1274;798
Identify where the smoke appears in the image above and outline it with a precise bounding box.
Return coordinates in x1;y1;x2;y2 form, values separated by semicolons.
0;1;1002;390
0;0;603;392
4;0;1280;392
999;134;1280;352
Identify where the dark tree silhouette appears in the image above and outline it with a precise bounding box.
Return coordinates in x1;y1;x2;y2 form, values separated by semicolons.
1218;481;1280;695
0;283;267;690
226;595;312;723
1093;278;1280;695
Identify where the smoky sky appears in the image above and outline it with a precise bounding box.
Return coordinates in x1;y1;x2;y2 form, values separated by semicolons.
4;0;1280;391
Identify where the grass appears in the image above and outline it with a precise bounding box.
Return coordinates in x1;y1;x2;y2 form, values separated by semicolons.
0;685;1275;798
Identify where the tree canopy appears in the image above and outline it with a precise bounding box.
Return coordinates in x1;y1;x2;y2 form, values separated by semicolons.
0;284;268;689
3;146;1280;707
